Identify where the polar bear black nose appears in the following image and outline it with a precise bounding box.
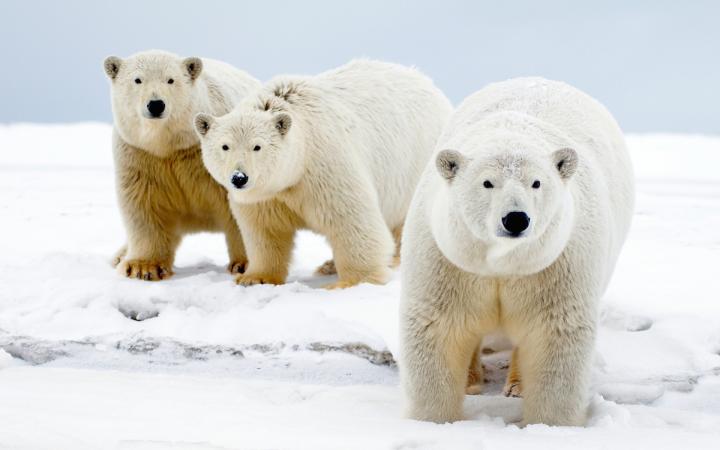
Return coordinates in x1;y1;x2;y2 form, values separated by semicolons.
147;100;165;118
231;171;249;189
502;211;530;236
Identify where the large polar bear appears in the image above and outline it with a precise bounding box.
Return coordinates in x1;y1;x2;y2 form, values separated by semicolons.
399;78;634;426
103;50;260;280
195;60;453;289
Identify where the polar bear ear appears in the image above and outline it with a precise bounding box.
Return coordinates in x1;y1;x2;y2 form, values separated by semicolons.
103;56;122;80
553;148;578;180
194;113;215;137
183;57;203;81
436;149;465;181
274;113;292;136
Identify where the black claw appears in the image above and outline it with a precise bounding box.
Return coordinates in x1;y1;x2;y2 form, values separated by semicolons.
144;272;152;281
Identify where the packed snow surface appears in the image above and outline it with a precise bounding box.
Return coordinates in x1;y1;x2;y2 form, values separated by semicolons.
0;124;719;449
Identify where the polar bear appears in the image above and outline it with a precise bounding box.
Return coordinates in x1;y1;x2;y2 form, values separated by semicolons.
399;78;634;426
103;50;260;280
194;60;453;289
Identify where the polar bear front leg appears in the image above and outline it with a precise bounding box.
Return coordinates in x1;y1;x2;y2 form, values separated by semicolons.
466;344;484;395
503;347;522;397
322;201;394;289
231;201;297;286
391;223;404;268
223;221;248;274
118;218;180;281
315;221;402;277
518;308;595;426
400;311;480;422
114;153;180;280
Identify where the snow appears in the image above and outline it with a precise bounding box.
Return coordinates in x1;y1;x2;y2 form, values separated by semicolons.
0;123;719;449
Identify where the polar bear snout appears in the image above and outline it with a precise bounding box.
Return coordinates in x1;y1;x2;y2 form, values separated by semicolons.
146;99;166;119
501;211;530;237
230;170;249;189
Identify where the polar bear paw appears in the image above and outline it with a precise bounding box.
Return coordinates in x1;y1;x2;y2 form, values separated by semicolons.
314;259;337;276
111;246;128;267
323;269;389;290
503;381;522;398
118;259;173;281
323;280;358;290
466;365;484;395
235;273;284;286
227;260;248;274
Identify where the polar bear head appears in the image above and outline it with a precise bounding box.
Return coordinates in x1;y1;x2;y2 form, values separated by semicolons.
194;102;302;204
103;50;206;156
432;141;578;275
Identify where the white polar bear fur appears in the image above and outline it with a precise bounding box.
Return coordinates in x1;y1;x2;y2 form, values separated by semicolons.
105;50;260;280
399;77;634;426
196;59;453;288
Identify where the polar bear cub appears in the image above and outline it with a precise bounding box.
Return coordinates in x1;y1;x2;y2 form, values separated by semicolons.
195;60;452;289
103;50;260;280
399;78;634;425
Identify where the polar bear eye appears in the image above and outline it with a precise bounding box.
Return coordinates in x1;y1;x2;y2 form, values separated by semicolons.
483;180;494;189
253;145;261;152
168;78;174;84
222;145;229;151
532;180;541;189
134;78;142;84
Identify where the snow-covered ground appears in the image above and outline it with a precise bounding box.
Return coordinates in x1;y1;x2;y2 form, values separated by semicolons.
0;124;719;449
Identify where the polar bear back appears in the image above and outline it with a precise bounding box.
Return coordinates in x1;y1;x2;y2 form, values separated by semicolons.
200;58;260;116
320;60;453;225
270;60;453;227
446;78;629;172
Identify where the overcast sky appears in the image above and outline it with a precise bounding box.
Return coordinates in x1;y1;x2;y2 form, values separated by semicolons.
1;0;717;133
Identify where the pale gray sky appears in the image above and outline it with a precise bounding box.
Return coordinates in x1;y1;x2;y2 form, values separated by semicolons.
1;0;717;132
